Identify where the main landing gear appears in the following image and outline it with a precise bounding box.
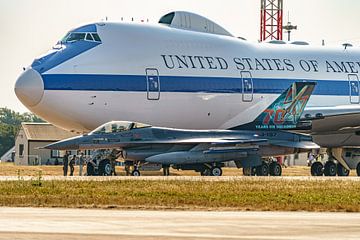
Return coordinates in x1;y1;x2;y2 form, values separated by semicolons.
311;161;350;176
243;161;282;176
200;164;223;176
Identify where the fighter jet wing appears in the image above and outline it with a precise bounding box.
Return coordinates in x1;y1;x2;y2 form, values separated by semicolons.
76;138;268;150
302;105;360;134
174;138;268;145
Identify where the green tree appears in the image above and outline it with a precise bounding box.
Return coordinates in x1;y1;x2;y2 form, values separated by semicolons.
0;108;44;157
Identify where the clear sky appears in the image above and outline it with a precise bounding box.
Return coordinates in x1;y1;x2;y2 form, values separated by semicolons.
1;0;360;112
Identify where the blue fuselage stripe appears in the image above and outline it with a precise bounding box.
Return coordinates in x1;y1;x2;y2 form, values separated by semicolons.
42;74;349;96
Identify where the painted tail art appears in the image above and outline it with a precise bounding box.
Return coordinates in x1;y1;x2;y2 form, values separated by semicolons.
234;82;316;130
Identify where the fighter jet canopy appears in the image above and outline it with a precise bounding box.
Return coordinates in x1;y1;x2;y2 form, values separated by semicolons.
89;121;151;135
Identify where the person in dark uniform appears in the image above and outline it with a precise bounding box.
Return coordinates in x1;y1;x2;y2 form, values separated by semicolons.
69;155;76;176
63;151;69;176
109;150;118;176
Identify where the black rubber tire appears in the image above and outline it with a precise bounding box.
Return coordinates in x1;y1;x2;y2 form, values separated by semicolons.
357;163;360;177
311;162;324;176
201;169;211;176
131;170;141;176
256;162;269;176
98;159;112;176
269;162;282;176
242;167;256;176
86;162;96;176
337;164;350;177
324;161;337;176
210;167;223;176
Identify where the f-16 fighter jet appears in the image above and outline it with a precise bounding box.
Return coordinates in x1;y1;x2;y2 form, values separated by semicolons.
44;82;318;176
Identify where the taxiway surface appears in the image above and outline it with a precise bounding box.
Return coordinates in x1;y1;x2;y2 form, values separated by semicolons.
1;175;360;181
0;207;359;240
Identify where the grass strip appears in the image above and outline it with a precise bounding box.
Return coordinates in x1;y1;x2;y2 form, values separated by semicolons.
0;179;359;212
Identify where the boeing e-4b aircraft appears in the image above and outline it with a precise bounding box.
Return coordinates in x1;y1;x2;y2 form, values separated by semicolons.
15;11;360;176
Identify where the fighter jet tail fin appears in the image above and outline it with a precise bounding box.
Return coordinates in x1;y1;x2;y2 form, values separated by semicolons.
234;82;316;130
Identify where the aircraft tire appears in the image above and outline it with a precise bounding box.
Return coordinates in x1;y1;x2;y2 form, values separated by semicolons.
256;162;269;176
324;161;337;176
201;169;211;176
131;170;141;176
210;167;222;176
269;162;282;176
242;167;256;176
357;163;360;177
86;162;96;176
310;162;324;176
98;159;112;176
337;164;350;177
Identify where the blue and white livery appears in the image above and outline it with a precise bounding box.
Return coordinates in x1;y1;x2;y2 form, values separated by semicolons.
14;11;360;173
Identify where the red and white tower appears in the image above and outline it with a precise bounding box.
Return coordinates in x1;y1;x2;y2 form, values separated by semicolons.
260;0;283;41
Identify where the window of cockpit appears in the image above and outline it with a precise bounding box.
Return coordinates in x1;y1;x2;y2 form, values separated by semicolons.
66;33;86;42
92;33;101;42
86;33;94;41
159;12;175;25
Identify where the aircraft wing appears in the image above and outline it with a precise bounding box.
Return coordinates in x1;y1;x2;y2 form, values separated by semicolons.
302;105;360;134
77;138;268;149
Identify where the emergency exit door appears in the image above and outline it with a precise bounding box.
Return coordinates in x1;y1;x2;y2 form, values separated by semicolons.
241;71;253;102
349;74;359;104
146;68;160;100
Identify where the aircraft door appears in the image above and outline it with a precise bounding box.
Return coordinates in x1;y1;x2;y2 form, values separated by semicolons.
348;74;359;104
241;71;253;102
146;68;160;100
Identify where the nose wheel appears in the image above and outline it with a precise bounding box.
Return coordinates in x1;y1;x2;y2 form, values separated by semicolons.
210;166;223;176
131;169;141;176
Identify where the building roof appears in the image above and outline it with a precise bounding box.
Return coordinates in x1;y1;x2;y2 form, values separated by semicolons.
20;123;78;141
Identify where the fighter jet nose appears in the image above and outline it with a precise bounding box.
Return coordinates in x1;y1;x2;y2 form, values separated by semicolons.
15;68;44;107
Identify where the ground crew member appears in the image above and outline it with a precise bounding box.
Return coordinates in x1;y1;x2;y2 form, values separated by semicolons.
110;150;118;176
63;151;69;176
69;155;76;176
79;152;84;176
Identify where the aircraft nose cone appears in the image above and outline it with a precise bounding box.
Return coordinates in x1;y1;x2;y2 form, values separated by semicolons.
14;68;44;107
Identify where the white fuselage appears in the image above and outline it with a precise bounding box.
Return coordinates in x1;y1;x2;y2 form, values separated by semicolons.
17;22;360;134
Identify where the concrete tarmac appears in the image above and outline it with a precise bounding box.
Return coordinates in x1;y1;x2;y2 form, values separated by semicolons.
0;207;360;240
1;175;360;181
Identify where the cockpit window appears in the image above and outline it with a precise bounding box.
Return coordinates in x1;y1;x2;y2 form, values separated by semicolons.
90;121;151;135
66;33;86;43
92;33;101;42
60;32;102;44
85;33;94;41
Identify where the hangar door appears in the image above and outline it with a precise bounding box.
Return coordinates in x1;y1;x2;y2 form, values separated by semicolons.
146;68;160;100
349;74;359;104
241;71;254;102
